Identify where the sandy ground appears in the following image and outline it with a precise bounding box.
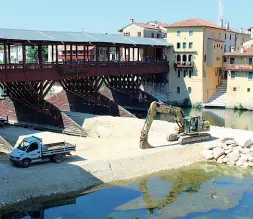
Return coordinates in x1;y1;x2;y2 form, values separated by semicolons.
0;115;253;208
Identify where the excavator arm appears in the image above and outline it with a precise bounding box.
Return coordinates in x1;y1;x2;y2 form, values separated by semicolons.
139;101;185;149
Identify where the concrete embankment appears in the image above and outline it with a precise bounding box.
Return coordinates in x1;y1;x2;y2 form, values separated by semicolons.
0;115;252;208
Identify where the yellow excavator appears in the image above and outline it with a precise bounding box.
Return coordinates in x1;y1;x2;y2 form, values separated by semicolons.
139;101;211;149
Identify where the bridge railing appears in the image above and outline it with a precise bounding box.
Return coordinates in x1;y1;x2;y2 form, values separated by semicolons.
0;61;169;82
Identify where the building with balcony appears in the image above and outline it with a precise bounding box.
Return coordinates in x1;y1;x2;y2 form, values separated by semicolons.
166;18;250;106
223;47;253;110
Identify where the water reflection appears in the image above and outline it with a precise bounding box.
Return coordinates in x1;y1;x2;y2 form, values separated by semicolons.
2;164;253;219
154;108;253;131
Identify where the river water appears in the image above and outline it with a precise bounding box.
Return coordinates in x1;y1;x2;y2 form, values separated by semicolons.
134;107;253;131
2;163;253;219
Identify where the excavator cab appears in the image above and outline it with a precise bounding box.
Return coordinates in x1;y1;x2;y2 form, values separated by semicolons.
183;116;208;134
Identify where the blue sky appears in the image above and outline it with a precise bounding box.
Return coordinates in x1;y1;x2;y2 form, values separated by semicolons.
0;0;251;34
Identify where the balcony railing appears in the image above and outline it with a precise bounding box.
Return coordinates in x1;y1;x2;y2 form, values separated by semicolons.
226;64;253;71
174;61;194;68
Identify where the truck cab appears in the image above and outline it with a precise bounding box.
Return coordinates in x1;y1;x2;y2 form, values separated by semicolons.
10;136;76;168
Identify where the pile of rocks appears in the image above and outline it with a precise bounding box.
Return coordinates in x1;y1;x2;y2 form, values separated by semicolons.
201;137;253;168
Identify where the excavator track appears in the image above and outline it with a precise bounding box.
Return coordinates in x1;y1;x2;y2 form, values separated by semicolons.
178;133;211;145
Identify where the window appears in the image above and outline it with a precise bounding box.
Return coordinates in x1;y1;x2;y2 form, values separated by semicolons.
188;55;193;62
233;87;236;91
177;70;181;77
247;88;251;92
177;30;181;36
204;54;207;62
203;70;206;78
124;32;130;36
183;70;187;77
189;42;193;48
177;54;181;61
177;87;180;94
188;87;192;94
225;33;226;39
151;33;154;38
189;30;193;36
230;57;235;64
231;71;236;79
230;34;232;40
182;55;187;62
183;42;186;48
224;45;226;52
157;33;160;38
248;72;253;80
221;46;223;49
27;143;38;152
177;43;180;49
137;32;141;37
189;70;192;78
214;45;215;49
249;58;252;65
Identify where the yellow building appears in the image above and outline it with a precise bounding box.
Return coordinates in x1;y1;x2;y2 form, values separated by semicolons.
166;19;250;107
224;47;253;110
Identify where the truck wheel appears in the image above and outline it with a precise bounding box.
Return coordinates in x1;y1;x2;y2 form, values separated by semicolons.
22;159;31;168
53;154;64;163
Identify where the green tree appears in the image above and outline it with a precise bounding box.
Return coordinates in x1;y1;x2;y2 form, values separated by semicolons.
26;45;48;63
0;45;3;50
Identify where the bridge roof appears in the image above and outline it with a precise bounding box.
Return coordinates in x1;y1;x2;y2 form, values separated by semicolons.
0;28;171;47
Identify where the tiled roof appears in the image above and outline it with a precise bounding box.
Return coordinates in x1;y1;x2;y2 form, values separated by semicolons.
225;47;253;56
167;18;221;29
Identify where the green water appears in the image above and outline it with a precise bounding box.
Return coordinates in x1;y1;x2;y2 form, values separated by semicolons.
134;107;253;131
2;163;253;219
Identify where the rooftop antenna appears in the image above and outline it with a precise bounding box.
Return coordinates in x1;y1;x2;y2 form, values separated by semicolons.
219;0;224;28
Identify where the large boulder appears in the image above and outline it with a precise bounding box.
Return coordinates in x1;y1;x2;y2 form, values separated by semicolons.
241;148;250;154
236;160;243;167
225;148;233;154
201;150;214;160
213;147;225;160
243;139;253;148
224;145;232;150
217;155;225;164
221;137;234;143
241;154;249;162
227;151;240;162
225;139;236;145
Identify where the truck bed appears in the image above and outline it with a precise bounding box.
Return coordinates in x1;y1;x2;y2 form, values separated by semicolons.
42;142;76;156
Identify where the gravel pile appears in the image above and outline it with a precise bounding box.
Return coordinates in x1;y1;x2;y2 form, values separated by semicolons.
201;137;253;168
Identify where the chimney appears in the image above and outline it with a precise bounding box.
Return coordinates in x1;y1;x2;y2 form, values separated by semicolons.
240;28;243;33
225;21;229;30
219;19;224;28
240;47;244;53
130;18;134;23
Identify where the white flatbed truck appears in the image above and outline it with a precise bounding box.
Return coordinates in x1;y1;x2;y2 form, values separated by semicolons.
9;136;76;168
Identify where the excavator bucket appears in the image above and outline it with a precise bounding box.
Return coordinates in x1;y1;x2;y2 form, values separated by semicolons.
139;139;153;149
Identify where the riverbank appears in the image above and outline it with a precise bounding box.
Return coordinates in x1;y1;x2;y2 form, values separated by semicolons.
0;115;252;208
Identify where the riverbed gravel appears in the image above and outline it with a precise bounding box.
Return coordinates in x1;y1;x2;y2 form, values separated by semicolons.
0;115;253;208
